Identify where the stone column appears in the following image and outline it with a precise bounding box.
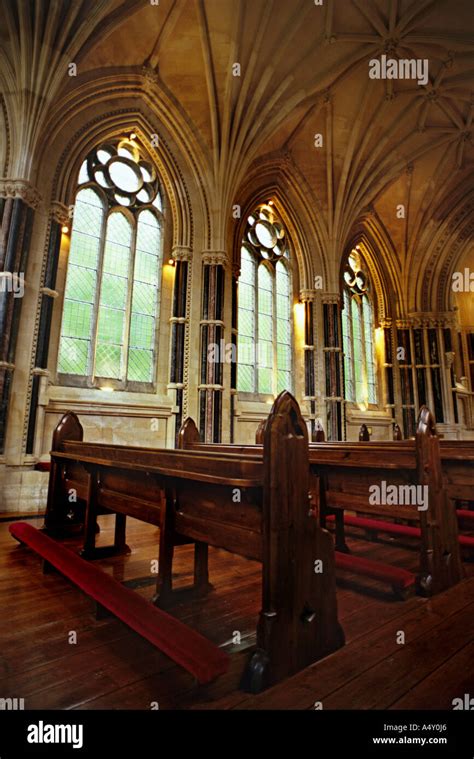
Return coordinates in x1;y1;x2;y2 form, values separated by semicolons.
168;245;192;444
0;180;40;453
199;251;226;442
300;289;320;440
26;202;67;454
322;293;344;440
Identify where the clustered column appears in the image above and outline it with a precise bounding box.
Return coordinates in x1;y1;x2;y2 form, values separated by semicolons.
322;294;343;440
169;246;192;443
199;252;226;442
26;202;67;455
0;184;38;453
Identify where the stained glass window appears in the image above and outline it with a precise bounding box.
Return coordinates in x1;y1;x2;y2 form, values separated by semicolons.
237;204;292;395
58;138;164;388
341;250;377;405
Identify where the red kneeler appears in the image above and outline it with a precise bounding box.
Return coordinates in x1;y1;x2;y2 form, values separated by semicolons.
9;522;229;684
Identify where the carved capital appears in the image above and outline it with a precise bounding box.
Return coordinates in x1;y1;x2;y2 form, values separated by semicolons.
0;179;41;209
321;292;341;305
299;289;318;302
171;245;192;262
201;250;228;267
141;64;159;90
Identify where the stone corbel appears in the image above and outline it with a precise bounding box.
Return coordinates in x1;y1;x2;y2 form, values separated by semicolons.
51;201;70;227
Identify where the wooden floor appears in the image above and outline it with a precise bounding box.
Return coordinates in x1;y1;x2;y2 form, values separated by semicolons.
1;513;473;710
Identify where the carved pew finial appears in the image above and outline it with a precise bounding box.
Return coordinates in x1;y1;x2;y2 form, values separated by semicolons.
255;419;266;444
177;418;200;449
246;389;344;690
415;405;463;595
393;423;403;441
359;424;370;441
313;420;325;442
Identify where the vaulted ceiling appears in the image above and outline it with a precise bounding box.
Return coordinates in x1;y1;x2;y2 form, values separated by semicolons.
1;0;473;314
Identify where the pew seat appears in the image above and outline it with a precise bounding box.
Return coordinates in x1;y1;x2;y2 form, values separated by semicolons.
9;521;229;684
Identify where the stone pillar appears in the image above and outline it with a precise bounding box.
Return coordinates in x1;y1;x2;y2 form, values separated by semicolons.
199;251;226;442
0;180;40;453
168;245;192;444
26;202;66;454
300;289;319;440
322;293;343;440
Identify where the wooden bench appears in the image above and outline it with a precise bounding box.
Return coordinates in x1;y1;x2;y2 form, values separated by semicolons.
178;408;464;597
44;391;344;692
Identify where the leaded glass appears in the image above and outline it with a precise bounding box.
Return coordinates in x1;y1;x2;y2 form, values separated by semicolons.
237;204;293;396
58;138;164;387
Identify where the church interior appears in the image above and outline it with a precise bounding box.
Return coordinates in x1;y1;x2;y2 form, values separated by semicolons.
0;0;473;715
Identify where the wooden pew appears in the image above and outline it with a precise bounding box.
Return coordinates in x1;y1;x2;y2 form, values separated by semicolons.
178;409;464;597
44;391;344;691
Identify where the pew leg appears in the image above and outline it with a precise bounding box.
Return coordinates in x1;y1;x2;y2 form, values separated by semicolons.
113;513;131;556
80;495;98;559
241;649;270;694
194;542;213;595
335;511;350;553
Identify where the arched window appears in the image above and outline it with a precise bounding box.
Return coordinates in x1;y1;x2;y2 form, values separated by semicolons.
237;204;292;395
342;250;377;405
58;138;164;389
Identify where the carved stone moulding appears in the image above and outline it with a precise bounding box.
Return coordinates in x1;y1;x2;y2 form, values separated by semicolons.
321;292;341;305
398;312;458;329
0;179;42;209
299;288;318;302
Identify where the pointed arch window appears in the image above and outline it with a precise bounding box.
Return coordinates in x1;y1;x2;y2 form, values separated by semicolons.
57;138;164;389
341;250;377;405
237;204;292;396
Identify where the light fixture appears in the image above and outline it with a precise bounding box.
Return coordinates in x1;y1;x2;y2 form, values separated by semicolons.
268;200;274;206
130;132;137;140
168;258;175;266
61;225;69;234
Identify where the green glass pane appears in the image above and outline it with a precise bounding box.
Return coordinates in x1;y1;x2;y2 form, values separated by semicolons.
58;337;89;375
128;348;153;382
237;363;255;393
131;281;156;316
277;343;290;371
239;309;254;338
258;289;272;316
72;189;103;236
137;212;160;253
276;262;289;297
129;313;154;349
134;249;159;285
238;335;255;366
276;294;289;319
277;318;290;344
240;249;255;284
100;274;127;309
239;282;254;311
258;265;272;292
64;265;96;303
95;343;121;378
102;241;130;277
61;300;92;338
258;340;272;368
258;367;272;394
259;314;272;341
97;306;124;344
68;231;101;269
105;212;132;246
277;370;291;394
